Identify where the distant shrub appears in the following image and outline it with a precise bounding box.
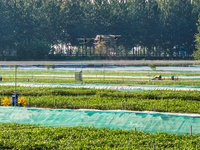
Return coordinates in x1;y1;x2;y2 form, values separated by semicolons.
149;64;156;71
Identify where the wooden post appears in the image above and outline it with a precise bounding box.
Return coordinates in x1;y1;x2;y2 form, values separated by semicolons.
190;126;192;136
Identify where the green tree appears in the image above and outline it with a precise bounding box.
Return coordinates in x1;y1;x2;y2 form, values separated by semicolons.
194;18;200;60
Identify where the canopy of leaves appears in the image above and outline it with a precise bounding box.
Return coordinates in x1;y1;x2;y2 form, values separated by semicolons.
0;0;199;59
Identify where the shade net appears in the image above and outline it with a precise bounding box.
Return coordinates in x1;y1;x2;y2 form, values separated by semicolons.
0;107;200;134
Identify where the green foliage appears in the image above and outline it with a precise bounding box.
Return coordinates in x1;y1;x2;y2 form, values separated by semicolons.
45;65;50;70
194;19;200;60
1;69;200;76
14;65;18;69
0;0;198;59
16;39;51;59
1;86;200;113
51;64;55;70
0;123;199;149
149;64;156;71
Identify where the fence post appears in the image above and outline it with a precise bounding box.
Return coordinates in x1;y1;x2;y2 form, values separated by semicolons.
190;126;192;136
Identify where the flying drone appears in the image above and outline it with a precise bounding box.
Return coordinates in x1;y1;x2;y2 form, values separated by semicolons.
77;35;121;45
77;38;94;44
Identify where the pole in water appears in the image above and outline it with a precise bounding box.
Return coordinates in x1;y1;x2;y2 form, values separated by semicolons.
190;126;192;136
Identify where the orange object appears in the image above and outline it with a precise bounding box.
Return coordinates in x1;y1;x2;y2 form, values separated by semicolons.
1;97;11;106
18;97;27;107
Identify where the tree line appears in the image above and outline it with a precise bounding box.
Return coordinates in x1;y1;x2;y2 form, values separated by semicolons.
0;0;200;60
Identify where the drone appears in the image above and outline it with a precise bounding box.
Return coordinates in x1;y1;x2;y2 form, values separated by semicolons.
77;35;121;45
77;38;94;44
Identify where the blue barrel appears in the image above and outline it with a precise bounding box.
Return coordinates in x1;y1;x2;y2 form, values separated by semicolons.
12;94;18;106
171;76;174;80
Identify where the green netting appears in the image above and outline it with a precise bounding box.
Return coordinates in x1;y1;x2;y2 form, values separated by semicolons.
0;107;199;134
